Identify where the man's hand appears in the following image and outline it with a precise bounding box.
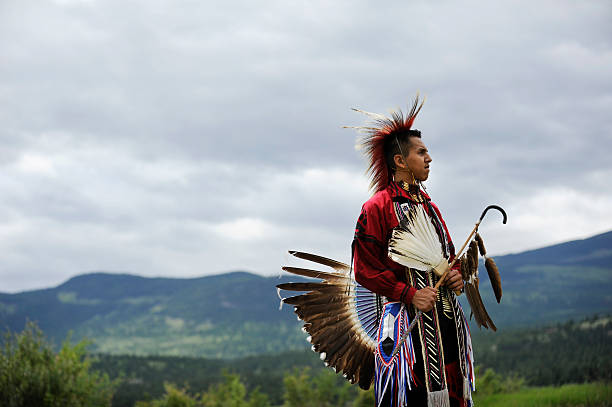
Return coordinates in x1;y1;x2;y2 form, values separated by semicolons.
412;287;437;312
445;269;464;292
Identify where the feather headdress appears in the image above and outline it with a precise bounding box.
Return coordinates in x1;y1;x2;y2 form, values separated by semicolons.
347;94;425;192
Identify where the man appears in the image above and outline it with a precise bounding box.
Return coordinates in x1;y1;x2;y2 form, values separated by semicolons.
352;97;474;407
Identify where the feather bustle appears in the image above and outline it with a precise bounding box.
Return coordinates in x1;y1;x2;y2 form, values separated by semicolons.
282;293;349;306
310;312;363;328
307;322;352;344
295;302;353;317
294;307;345;322
281;266;346;281
308;322;351;354
276;282;344;293
329;334;362;373
288;251;350;271
331;346;352;375
358;351;375;390
343;343;368;380
324;333;352;364
336;332;367;376
281;251;375;389
302;310;355;327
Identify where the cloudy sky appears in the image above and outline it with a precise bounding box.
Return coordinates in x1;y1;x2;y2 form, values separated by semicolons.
1;0;610;292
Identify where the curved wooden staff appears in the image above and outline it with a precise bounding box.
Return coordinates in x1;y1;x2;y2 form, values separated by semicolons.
391;205;507;358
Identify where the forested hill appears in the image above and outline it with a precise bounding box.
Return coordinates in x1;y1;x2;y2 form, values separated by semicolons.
0;271;307;357
0;231;610;358
472;230;611;326
489;230;611;268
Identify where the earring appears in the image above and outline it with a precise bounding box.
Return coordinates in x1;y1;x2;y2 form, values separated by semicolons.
408;169;417;185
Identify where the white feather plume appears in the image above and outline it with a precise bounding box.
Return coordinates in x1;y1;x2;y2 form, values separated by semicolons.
388;205;448;276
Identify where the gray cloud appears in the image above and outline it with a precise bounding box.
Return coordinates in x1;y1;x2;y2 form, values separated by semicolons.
0;0;610;292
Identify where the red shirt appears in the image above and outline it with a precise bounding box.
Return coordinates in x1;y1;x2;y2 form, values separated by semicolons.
352;181;456;305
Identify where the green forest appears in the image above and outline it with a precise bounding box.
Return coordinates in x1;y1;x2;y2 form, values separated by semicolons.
2;315;610;407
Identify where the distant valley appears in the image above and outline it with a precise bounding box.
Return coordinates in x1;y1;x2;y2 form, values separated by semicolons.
1;231;610;358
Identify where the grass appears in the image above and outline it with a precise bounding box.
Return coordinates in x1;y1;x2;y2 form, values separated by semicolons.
473;382;612;407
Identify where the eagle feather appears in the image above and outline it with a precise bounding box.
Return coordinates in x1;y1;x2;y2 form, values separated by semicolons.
278;252;376;390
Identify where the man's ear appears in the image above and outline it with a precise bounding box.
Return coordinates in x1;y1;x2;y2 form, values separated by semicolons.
394;154;406;169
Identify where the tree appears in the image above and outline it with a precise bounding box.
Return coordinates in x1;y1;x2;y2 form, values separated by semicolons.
202;373;270;407
474;367;524;396
283;368;357;407
0;322;116;407
352;388;375;407
135;383;199;407
135;373;270;407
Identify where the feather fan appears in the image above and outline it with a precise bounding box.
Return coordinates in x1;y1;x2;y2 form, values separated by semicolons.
277;251;377;390
388;204;449;277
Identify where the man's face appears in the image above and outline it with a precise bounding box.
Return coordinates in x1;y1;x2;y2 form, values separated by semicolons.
401;137;432;181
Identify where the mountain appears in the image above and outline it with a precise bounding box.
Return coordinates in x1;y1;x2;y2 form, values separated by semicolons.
1;231;611;358
0;271;307;358
471;230;612;327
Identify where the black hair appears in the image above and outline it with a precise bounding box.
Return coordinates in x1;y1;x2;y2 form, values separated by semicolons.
384;129;422;173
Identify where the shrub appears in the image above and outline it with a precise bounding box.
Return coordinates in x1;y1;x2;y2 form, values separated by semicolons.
282;368;357;407
135;373;270;407
0;322;116;407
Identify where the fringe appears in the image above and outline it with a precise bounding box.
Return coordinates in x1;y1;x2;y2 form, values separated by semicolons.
463;312;475;394
463;377;471;401
427;388;450;407
374;304;415;407
461;310;475;406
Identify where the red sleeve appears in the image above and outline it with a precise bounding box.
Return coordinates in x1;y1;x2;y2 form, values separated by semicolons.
352;200;417;305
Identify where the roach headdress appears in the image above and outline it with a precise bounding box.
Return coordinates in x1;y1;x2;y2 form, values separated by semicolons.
347;94;425;192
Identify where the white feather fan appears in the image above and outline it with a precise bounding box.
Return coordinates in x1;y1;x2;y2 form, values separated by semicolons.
388;205;449;277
